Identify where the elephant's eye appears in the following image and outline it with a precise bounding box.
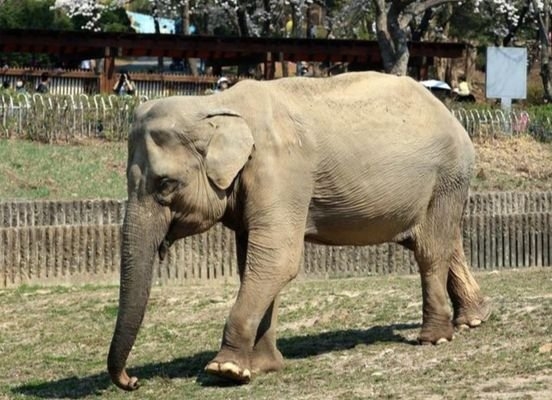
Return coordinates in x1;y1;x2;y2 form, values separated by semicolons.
157;177;180;196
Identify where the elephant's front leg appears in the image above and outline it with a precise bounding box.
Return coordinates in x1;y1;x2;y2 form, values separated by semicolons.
251;296;284;374
233;231;284;375
205;227;303;383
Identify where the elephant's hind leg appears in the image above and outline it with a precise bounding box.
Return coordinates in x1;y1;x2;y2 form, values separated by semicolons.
447;239;491;329
412;187;490;344
412;240;455;345
411;194;464;345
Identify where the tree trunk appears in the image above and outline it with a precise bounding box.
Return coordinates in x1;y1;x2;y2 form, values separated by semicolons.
503;3;529;47
237;7;249;37
373;0;409;75
535;0;552;102
262;0;271;36
464;43;477;82
181;1;198;76
372;0;463;76
435;4;453;83
291;3;300;38
153;4;164;71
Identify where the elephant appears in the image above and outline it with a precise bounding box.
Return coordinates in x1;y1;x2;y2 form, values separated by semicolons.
107;71;491;390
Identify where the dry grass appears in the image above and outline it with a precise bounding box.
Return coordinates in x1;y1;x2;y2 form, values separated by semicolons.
472;135;552;192
1;268;551;399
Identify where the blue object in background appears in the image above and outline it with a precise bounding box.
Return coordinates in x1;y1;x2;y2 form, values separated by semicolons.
127;11;175;34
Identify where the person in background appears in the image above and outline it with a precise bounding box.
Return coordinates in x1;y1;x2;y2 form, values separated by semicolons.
15;80;27;94
284;15;293;38
36;72;50;94
79;59;92;71
113;70;136;96
453;75;475;102
2;80;9;91
298;61;310;76
215;76;230;93
453;75;470;96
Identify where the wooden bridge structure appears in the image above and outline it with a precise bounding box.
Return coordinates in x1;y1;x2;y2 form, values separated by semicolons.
0;28;466;93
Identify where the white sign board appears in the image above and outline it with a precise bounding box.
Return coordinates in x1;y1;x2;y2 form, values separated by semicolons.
486;47;527;99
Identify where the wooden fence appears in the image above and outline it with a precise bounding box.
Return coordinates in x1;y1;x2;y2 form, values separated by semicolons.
1;192;551;288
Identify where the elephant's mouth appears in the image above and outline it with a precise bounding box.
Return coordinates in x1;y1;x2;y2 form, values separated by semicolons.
157;213;217;260
158;222;176;261
158;236;174;261
157;219;194;260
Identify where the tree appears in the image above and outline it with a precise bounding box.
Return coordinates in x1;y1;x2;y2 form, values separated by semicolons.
0;0;74;67
473;0;534;45
454;1;551;102
532;0;552;102
1;0;73;30
43;0;552;92
367;0;473;75
53;0;132;32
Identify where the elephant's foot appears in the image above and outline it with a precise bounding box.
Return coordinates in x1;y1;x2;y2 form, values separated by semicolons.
417;319;454;345
204;360;251;383
453;297;492;330
251;346;284;375
110;369;140;391
204;349;252;384
204;346;284;383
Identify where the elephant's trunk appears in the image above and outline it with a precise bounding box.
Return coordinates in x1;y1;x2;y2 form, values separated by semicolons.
107;195;169;391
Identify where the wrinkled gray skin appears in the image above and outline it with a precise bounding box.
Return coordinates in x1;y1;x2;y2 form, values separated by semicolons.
107;71;491;390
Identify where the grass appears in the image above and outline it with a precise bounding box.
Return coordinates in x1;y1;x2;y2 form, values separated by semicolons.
0;139;126;200
0;268;551;399
471;135;552;192
0;134;551;201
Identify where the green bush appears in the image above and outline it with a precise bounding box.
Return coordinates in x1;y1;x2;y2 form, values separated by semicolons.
524;104;552;142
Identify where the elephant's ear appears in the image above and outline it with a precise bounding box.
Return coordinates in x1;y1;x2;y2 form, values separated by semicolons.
203;110;254;190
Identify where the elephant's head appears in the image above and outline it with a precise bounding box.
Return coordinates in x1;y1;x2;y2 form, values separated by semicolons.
107;101;254;391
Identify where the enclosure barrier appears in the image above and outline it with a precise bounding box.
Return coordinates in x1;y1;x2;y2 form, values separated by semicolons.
0;93;143;142
0;68;220;97
1;192;551;288
2;93;552;142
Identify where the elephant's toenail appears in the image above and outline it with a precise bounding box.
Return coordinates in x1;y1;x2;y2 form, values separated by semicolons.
205;362;219;372
220;362;240;375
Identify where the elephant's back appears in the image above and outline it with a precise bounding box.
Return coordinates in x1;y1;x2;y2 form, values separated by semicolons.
252;72;466;142
232;71;473;179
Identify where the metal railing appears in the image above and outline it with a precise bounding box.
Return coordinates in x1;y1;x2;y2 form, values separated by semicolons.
1;92;552;142
451;107;551;141
0;93;146;141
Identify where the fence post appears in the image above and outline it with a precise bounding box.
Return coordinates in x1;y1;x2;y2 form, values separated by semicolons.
100;47;116;94
264;52;275;80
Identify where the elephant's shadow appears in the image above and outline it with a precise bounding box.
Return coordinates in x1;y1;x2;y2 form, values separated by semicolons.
13;323;418;399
